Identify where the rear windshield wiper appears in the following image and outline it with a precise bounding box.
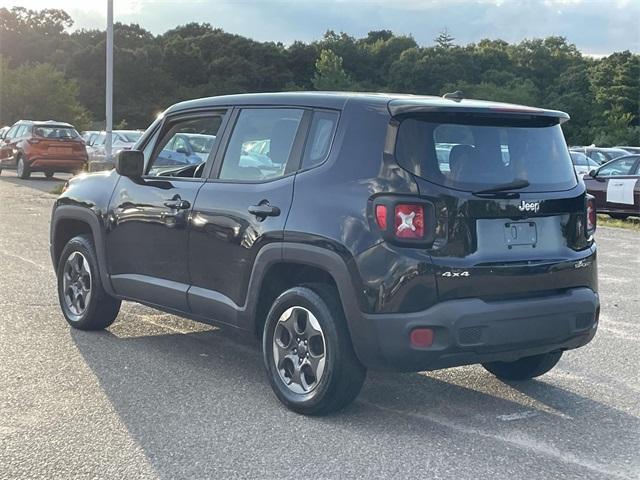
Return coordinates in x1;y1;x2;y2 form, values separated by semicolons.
473;179;530;195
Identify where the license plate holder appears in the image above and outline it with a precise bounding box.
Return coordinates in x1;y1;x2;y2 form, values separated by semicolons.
49;147;72;155
504;221;537;246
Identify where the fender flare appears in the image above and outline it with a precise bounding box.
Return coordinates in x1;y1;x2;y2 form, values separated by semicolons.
244;242;375;364
50;205;115;296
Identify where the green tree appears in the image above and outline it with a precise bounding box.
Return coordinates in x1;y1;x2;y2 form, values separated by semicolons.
0;58;91;129
435;28;455;48
312;49;353;90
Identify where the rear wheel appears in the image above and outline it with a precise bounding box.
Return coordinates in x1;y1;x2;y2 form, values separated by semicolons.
16;155;30;179
44;171;54;179
263;284;366;415
482;351;562;381
57;234;121;330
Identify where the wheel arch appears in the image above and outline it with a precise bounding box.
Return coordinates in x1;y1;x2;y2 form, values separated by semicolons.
248;243;366;349
51;205;114;295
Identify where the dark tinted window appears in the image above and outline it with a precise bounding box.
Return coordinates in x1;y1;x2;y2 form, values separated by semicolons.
219;108;303;182
396;118;577;192
301;110;338;170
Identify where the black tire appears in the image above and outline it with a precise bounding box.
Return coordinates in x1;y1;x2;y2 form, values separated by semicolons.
608;213;629;220
57;234;121;330
16;155;30;179
44;171;54;179
263;284;366;415
482;351;562;381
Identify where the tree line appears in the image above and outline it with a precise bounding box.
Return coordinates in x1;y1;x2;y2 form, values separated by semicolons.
0;6;638;146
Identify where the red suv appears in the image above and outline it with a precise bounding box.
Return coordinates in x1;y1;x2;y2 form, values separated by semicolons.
0;120;87;179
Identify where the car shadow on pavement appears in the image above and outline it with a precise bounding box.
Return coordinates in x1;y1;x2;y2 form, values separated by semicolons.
71;318;639;479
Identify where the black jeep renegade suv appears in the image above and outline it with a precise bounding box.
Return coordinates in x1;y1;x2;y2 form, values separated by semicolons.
50;92;599;415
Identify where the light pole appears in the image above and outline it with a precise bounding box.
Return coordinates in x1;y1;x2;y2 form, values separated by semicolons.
105;0;113;163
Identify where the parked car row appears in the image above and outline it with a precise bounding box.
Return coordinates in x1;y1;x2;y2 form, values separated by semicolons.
569;145;633;166
0;120;143;178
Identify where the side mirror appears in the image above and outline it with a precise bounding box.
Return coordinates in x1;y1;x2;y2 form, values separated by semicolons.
116;150;144;178
176;146;189;155
588;169;597;178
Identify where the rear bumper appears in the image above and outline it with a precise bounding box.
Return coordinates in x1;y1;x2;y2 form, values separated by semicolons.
29;156;87;171
351;287;599;371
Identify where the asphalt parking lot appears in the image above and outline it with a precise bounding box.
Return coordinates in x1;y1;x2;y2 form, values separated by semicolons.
0;169;638;480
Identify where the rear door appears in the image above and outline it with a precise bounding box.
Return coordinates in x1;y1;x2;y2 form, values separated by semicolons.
106;111;228;311
394;114;594;302
187;107;309;328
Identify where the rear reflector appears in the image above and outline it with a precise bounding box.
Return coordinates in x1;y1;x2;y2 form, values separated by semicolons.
375;205;388;230
395;204;424;239
410;328;434;348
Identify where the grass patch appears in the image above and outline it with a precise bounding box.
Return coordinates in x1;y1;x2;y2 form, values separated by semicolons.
597;214;640;231
50;183;65;195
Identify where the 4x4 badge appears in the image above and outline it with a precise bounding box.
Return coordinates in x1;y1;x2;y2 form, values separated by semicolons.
518;200;541;213
442;271;470;277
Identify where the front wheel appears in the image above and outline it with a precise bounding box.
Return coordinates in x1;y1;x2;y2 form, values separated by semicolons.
263;284;366;415
57;234;121;330
482;351;562;381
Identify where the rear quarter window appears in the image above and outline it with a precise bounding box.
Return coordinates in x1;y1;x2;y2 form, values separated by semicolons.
301;110;339;170
395;116;577;193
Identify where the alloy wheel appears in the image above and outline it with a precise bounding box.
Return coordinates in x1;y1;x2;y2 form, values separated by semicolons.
62;251;92;317
272;306;326;394
16;158;24;177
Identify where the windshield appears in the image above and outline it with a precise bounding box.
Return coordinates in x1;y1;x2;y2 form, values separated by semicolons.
395;117;577;192
116;131;142;142
34;126;80;139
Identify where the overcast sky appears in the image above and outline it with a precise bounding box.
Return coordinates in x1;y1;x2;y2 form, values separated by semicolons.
2;0;638;56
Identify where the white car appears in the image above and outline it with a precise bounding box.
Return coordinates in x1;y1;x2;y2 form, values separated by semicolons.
87;130;143;163
570;151;600;177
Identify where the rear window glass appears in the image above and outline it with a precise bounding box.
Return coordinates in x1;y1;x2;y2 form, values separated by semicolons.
34;126;80;139
395;117;577;192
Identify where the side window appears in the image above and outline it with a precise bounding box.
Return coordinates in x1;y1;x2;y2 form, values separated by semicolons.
301;110;339;170
219;108;304;182
147;115;222;177
597;157;637;177
6;125;19;139
15;125;27;138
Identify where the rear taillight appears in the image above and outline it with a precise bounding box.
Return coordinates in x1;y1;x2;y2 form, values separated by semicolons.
375;205;388;230
372;197;434;246
394;204;424;239
586;195;596;236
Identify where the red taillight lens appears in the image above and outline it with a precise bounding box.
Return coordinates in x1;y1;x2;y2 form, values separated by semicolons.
586;196;596;236
394;204;424;239
375;205;388;230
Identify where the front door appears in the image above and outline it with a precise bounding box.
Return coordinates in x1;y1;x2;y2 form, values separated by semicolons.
584;156;639;212
106;111;228;311
188;107;309;327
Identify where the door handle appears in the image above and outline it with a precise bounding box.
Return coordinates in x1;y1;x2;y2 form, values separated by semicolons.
164;199;191;210
248;203;280;218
